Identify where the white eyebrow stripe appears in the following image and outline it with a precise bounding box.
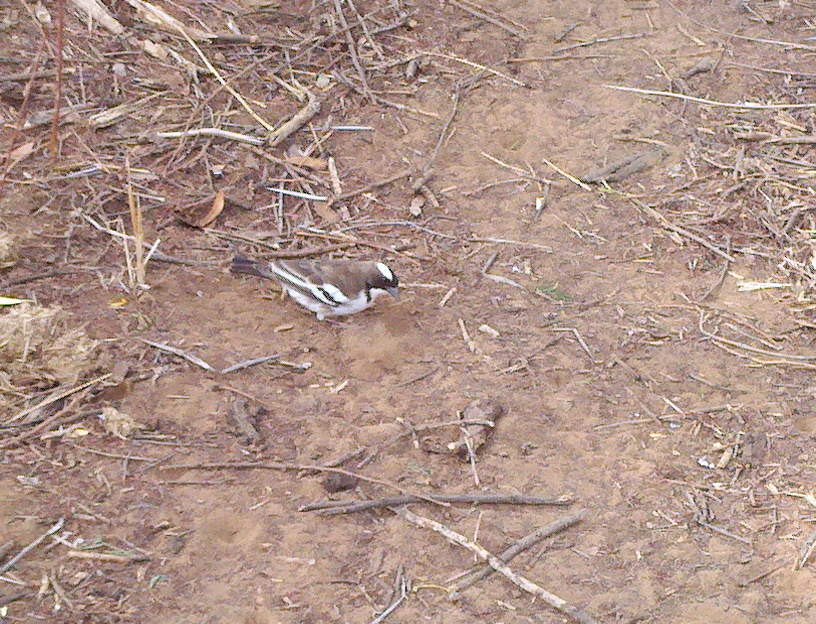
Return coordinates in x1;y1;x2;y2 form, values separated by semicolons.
376;262;393;281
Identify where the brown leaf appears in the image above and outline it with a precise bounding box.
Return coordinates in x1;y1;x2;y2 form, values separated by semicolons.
181;191;224;228
285;155;328;171
3;141;35;162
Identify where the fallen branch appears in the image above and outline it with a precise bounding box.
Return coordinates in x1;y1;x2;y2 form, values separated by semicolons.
141;339;216;373
299;493;572;515
267;91;322;147
392;507;600;624
449;511;586;597
160;461;449;507
0;518;65;575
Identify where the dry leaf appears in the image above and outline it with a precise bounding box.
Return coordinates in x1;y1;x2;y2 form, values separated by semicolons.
409;195;425;217
181;191;224;228
4;141;35;162
143;39;169;60
99;406;145;439
285;155;328;171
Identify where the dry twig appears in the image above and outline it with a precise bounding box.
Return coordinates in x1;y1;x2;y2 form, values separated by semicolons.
300;493;571;515
160;461;450;507
448;511;586;597
606;84;816;110
392;507;600;624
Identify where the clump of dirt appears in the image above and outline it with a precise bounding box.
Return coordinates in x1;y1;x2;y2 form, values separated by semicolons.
0;303;99;398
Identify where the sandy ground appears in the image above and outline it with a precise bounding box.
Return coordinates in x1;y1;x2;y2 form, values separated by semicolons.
3;1;816;622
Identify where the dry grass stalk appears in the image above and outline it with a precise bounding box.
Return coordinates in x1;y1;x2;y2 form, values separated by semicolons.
605;84;816;110
126;160;146;289
0;304;98;399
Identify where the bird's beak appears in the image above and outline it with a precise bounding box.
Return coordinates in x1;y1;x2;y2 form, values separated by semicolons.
387;287;400;301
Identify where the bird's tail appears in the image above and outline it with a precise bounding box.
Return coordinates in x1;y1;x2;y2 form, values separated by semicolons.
230;255;266;277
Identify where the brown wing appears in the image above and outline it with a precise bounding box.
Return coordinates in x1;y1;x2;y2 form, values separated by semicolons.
274;259;370;298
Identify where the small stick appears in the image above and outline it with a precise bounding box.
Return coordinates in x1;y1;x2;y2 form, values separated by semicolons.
69;444;156;462
698;313;816;361
468;236;553;251
0;518;65;575
268;91;322;147
333;220;457;239
296;230;407;257
160;461;449;507
508;54;612;63
269;186;328;202
396;367;439;387
126;157;146;288
461;426;480;486
214;384;267;406
542;158;592;191
328;169;414;206
415;90;461;187
482;152;552;184
300;494;572;514
449;511;586;596
554;32;648;53
5;374;110;425
50;0;65;159
167;15;275;133
695;519;752;545
448;0;527;38
458;318;477;353
327;156;342;195
552;327;597;363
737;560;788;586
140;339;216;373
632;199;736;263
49;574;73;610
0;69;68;82
81;214;173;265
554;22;580;43
334;0;375;102
345;0;384;61
413;419;496;432
481;250;525;289
0;590;32;608
438;287;457;307
605;84;816;110
727;62;816;78
66;550;150;563
461;177;530;196
798;529;816;569
392;507;600;624
220;354;281;374
369;570;409;624
421;50;529;88
155;128;264;145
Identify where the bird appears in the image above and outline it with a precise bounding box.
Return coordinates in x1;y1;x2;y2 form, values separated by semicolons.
231;255;400;321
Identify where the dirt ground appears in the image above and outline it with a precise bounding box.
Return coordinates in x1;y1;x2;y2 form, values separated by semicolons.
4;0;816;622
